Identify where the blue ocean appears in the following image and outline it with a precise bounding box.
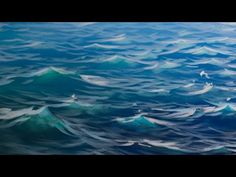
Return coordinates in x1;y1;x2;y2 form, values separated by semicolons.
1;22;236;154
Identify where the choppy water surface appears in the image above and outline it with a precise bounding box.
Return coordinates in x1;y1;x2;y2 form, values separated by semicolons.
1;22;236;154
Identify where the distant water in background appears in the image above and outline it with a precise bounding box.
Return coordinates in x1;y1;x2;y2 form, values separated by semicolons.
1;22;236;154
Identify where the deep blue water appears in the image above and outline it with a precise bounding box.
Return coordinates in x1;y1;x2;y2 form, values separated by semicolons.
1;22;236;154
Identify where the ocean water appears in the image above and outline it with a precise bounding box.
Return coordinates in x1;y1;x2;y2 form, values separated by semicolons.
1;22;236;154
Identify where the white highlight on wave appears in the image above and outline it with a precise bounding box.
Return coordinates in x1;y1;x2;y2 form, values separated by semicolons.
163;107;197;118
78;22;97;27
101;55;141;65
161;61;180;69
149;88;169;93
132;49;152;57
22;41;44;48
189;58;229;66
102;55;128;62
80;75;109;86
3;67;74;80
143;61;180;71
228;64;236;69
162;38;196;49
183;46;230;56
220;69;236;76
142;139;184;151
117;139;186;152
0;106;46;120
183;83;195;88
36;67;74;76
84;43;119;49
203;104;236;113
0;78;14;86
115;113;174;126
186;82;213;96
0;106;78;136
102;34;126;42
143;63;159;70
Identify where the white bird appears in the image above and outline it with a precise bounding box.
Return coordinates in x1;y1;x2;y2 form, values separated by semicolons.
200;70;210;79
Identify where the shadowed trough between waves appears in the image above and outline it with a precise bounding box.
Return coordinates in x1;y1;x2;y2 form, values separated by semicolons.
1;22;236;154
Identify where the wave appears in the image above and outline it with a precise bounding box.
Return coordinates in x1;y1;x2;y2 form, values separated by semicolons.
0;107;44;120
84;43;119;49
219;69;236;76
183;46;230;56
33;67;74;77
102;55;131;63
228;64;236;69
5;67;75;81
98;55;140;68
163;107;197;118
45;98;104;116
16;67;78;85
131;49;152;57
77;22;97;27
141;139;186;152
188;58;229;67
203;104;236;114
0;78;14;86
161;61;181;69
143;61;180;71
117;139;191;153
115;113;173;127
0;106;77;136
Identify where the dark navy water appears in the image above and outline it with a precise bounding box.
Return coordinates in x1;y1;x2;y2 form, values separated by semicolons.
1;22;236;154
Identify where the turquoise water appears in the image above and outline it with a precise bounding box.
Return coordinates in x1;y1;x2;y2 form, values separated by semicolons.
1;22;236;154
